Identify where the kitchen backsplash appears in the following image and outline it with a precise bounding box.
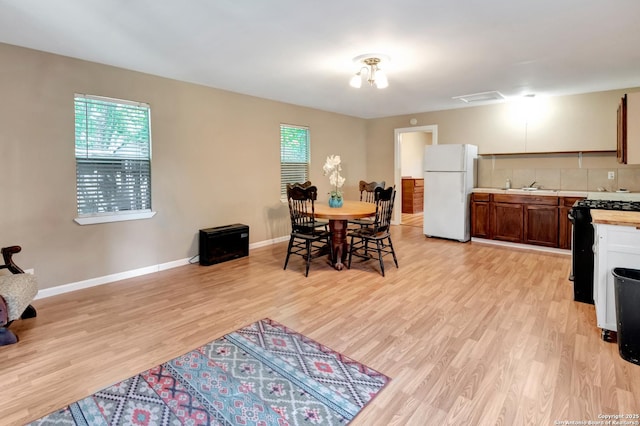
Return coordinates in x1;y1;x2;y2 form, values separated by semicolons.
477;153;640;192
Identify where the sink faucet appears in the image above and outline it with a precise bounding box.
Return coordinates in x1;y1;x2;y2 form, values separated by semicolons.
529;181;537;188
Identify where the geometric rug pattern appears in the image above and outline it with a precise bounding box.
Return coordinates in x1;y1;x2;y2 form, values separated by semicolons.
27;318;390;425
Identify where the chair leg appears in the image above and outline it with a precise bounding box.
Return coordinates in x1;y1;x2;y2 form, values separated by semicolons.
347;236;355;269
387;236;399;268
21;304;37;320
305;240;312;277
376;239;385;277
283;236;295;270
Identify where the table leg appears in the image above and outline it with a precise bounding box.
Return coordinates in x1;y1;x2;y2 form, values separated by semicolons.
329;219;348;270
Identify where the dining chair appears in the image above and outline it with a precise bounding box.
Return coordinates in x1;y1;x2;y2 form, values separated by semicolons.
347;186;399;277
284;185;333;277
348;180;386;228
286;182;328;229
359;181;386;202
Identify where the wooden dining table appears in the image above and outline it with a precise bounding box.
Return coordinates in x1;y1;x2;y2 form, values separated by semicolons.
314;201;376;270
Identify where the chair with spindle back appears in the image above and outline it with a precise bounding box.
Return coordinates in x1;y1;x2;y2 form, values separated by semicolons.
348;180;385;228
283;185;333;277
287;182;328;229
347;187;399;276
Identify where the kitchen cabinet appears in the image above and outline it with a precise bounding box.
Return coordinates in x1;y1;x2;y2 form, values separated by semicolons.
525;91;618;153
558;197;583;249
402;178;424;214
471;193;490;238
472;192;578;248
618;92;640;164
593;221;640;340
475;90;623;155
491;194;559;245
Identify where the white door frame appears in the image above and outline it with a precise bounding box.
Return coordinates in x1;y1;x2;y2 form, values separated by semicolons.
393;125;438;225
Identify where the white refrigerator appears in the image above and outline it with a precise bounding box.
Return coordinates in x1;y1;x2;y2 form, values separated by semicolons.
423;144;478;242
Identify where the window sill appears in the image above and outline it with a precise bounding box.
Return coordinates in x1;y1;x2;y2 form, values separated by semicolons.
74;211;157;225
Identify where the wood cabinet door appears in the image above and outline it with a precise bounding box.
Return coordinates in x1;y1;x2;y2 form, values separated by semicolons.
471;201;490;238
491;202;524;243
524;204;559;247
558;206;572;249
627;92;640;164
618;94;627;164
558;197;583;249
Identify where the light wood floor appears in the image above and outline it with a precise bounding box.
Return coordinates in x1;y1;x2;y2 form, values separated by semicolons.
402;212;423;228
2;225;639;425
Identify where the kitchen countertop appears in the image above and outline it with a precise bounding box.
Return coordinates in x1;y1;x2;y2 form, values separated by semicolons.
591;210;640;227
473;188;588;197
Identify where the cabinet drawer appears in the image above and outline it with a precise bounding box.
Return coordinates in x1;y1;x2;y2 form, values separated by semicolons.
472;193;490;202
493;193;558;205
402;201;423;213
402;179;424;191
561;196;584;207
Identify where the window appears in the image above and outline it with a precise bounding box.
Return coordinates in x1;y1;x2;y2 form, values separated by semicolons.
74;94;155;224
280;124;310;199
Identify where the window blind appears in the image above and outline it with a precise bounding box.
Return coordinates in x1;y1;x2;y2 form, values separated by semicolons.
74;95;152;216
280;124;309;198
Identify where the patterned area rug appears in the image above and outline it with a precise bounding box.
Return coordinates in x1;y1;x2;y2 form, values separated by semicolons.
29;318;390;425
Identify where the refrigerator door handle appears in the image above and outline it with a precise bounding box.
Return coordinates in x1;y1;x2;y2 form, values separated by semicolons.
461;173;465;203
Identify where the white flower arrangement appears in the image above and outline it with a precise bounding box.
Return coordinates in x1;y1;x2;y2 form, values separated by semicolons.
322;154;345;198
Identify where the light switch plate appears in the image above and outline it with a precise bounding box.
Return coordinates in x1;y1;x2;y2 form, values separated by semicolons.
608;171;615;180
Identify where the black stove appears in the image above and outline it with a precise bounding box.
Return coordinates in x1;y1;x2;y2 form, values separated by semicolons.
570;198;640;304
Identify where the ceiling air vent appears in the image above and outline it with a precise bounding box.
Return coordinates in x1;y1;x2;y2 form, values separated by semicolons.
452;91;505;103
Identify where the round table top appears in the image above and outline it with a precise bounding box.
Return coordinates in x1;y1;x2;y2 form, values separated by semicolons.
313;201;376;220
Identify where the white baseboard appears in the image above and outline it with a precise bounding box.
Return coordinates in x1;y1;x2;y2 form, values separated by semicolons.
249;235;289;248
35;236;290;300
35;259;191;300
471;237;571;255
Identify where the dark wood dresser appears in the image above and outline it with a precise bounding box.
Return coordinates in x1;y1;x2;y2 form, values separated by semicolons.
402;178;424;214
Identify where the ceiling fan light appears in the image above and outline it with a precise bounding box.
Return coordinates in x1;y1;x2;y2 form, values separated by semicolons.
349;54;390;89
349;73;362;88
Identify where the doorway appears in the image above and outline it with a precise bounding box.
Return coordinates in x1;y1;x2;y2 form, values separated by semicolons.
393;125;438;226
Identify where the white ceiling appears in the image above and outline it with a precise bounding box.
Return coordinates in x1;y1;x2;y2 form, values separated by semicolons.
1;0;640;119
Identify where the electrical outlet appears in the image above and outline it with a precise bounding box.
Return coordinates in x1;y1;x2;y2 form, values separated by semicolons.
608;171;615;180
24;268;34;274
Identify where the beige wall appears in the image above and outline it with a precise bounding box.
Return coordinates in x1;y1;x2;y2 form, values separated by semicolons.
400;131;431;178
477;152;640;191
0;43;366;289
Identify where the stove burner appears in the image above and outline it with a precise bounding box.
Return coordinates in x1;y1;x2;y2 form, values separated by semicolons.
574;199;640;212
